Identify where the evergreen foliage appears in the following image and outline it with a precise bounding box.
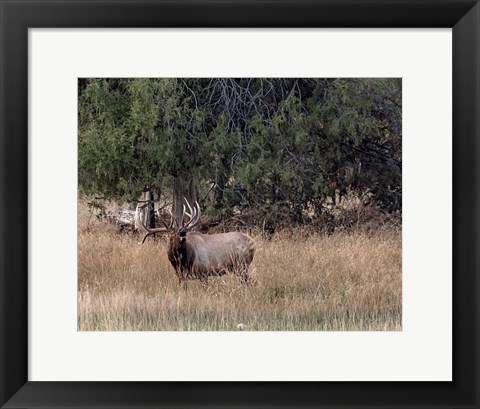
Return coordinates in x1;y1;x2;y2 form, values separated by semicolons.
78;78;401;227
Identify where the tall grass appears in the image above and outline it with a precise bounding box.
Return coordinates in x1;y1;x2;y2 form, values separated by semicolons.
78;202;402;331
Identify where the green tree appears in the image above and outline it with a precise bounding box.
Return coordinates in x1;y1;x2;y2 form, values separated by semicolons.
79;78;207;223
78;78;402;229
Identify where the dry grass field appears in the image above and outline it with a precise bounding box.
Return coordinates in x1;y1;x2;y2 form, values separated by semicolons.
78;201;402;331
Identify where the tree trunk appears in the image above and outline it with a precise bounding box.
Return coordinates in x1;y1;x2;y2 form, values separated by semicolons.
143;188;155;228
172;171;197;228
134;187;155;232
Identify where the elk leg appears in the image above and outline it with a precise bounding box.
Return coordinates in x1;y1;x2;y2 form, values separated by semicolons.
177;273;188;291
238;256;256;285
241;273;252;285
239;264;251;285
178;277;188;291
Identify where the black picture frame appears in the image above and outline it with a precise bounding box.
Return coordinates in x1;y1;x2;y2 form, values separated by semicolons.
1;1;479;408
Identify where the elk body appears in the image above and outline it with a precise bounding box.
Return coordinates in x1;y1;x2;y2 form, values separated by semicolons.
136;200;255;286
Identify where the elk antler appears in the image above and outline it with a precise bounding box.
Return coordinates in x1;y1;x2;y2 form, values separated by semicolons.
182;198;201;231
137;199;201;244
161;208;175;229
155;203;175;229
135;202;169;244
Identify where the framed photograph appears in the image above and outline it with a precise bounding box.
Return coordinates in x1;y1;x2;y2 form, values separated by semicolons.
1;0;478;408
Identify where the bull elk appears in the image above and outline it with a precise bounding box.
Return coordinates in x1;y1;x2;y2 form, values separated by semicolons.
136;199;255;286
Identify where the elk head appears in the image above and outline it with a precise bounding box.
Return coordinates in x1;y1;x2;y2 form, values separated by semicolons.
135;198;201;244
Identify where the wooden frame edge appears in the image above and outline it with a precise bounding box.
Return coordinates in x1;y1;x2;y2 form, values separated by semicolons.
1;1;478;408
